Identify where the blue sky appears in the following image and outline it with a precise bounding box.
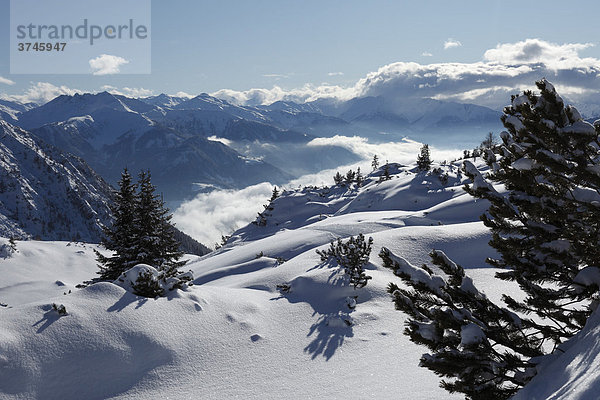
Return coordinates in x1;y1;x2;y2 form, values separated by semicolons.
1;0;600;106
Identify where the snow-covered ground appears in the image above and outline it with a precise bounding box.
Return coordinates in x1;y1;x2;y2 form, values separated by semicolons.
1;160;576;399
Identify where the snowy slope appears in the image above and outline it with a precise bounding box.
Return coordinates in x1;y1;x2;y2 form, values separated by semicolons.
0;160;521;400
512;306;600;400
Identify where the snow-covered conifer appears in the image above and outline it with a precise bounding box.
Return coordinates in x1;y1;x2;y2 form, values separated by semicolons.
270;186;279;202
417;144;432;171
371;155;379;171
333;171;344;185
97;169;187;285
464;79;600;345
380;247;542;399
345;169;356;185
96;168;139;280
385;80;600;397
355;167;363;186
132;170;186;278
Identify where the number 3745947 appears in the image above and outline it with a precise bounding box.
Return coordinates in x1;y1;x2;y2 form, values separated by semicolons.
17;42;67;51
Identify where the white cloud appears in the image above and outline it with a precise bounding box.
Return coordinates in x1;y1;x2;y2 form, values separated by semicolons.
307;136;462;167
0;76;15;85
173;91;195;99
483;38;595;70
263;74;288;79
173;137;464;245
4;39;600;112
444;39;462;50
210;39;600;110
172;182;274;246
421;52;433;57
212;84;358;106
99;85;154;98
328;72;344;76
1;82;83;104
89;54;129;75
122;87;154;97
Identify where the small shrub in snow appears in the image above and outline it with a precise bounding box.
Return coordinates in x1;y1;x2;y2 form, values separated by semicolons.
276;283;291;294
116;264;194;298
131;267;164;298
0;244;14;259
275;257;287;265
317;234;373;289
326;313;353;328
432;167;449;185
0;237;17;258
52;303;67;316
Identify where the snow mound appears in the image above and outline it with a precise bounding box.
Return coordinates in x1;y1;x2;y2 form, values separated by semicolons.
513;306;600;400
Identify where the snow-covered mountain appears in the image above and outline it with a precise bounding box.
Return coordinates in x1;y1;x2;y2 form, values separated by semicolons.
309;95;502;138
7;89;507;201
0;99;37;124
16;93;293;201
0;120;113;241
140;93;190;108
18;92;155;132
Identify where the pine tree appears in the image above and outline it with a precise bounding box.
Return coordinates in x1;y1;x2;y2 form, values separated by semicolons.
270;186;279;202
371;155;379;171
417;144;432;170
96;168;139;280
355;167;363;186
380;248;542;399
333;171;344;185
133;170;186;278
345;169;356;185
480;131;497;150
384;80;600;398
464;79;600;347
253;187;277;227
97;169;187;283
